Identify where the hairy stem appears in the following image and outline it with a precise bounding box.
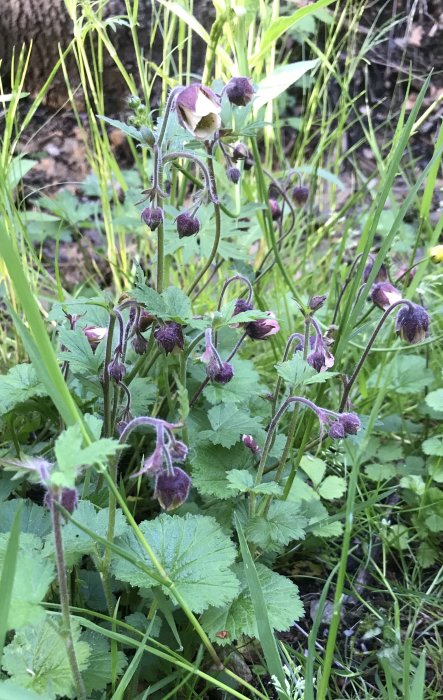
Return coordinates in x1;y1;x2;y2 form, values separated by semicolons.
50;497;86;700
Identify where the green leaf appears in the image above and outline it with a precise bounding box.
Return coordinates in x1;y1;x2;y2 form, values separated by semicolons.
300;455;326;487
129;285;167;316
425;389;443;412
97;115;142;141
318;476;347;500
112;514;239;613
53;424;121;487
275;354;316;387
58;327;106;375
0;364;47;416
161;286;192;323
45;501;128;566
204;358;264;405
254;61;319;109
81;630;127;693
128;378;157;416
226;470;283;497
367;355;434;395
191;443;251;499
202;560;303;645
201;404;262;449
422;437;443;457
0;500;51;538
6;157;38;190
0;682;53;700
245;501;306;551
0;533;55;630
2;616;90;699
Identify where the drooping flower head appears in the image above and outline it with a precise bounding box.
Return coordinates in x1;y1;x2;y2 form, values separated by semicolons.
245;312;280;340
83;325;107;348
154;322;185;354
154;468;192;511
141;206;164;230
174;84;221;139
292;185;309;206
395;303;430;344
176;212;200;238
225;77;255;106
371;282;402;310
305;318;334;373
269;199;282;221
200;329;234;384
363;258;388;283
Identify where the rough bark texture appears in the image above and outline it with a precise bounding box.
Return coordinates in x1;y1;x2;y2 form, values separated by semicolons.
0;0;214;104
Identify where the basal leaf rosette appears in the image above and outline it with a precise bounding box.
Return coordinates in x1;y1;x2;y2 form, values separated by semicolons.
111;513;240;613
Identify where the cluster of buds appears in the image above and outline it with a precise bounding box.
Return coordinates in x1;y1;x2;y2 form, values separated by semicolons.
200;329;234;384
129;419;191;511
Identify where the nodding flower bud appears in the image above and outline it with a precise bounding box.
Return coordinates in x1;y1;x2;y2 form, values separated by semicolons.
44;487;79;515
307;350;334;373
328;421;346;440
371;282;402;310
395;303;430;344
242;434;260;454
292;185;309;206
154;467;192;511
169;440;189;462
225;77;255;106
269;198;282;221
138;310;156;332
430;244;443;263
340;413;361;435
60;487;79;514
363;260;388;283
131;334;148;355
245;312;280;340
233;298;254;316
83;325;107;348
206;360;234;384
154;322;185;354
141;206;164;230
174;83;221;139
309;295;327;312
140;126;155;147
176;212;200;238
227;166;241;184
108;357;126;384
232;142;249;161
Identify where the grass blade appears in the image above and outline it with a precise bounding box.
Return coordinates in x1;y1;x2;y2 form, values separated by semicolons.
0;501;22;662
235;514;286;697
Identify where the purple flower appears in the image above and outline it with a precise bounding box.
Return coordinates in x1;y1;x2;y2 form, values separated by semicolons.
232;143;250;161
306;335;334;373
154;467;192;511
131;444;165;478
242;434;260;454
138;310;156;332
269;199;282;221
206;360;234;384
176;212;200;238
395;303;430;344
225;77;255;106
227;167;241;184
339;413;361;435
363;259;388;283
141;206;164;230
292;185;309;206
108;356;126;384
174;83;221;139
245;312;280;340
131;334;148;355
83;325;107;348
328;421;346;440
371;282;402;310
233;298;254;315
309;295;327;312
154;322;184;354
169;440;189;462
